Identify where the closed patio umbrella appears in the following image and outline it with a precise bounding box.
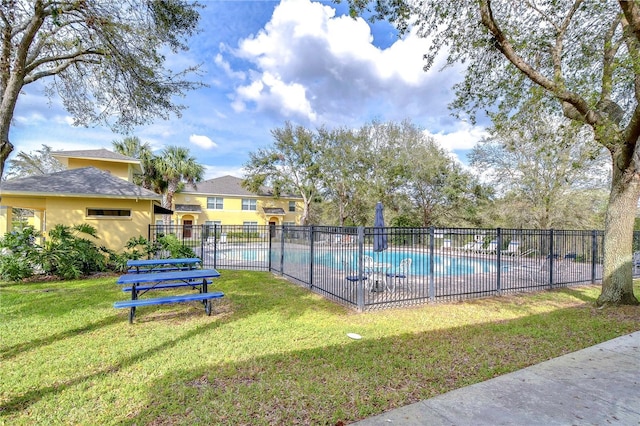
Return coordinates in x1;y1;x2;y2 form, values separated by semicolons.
373;202;388;252
372;202;388;291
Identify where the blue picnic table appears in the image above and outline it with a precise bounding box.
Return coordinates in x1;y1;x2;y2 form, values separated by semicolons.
115;268;223;323
126;257;201;273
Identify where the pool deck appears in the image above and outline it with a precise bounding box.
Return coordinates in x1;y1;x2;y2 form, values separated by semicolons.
199;243;602;310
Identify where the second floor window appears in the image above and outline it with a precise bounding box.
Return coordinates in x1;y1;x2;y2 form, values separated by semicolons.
289;201;296;212
242;199;257;211
207;197;223;210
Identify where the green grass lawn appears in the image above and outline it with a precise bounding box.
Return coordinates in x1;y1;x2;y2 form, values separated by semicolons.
1;271;639;425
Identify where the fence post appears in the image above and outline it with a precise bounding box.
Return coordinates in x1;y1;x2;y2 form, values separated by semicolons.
591;230;597;284
549;229;554;289
356;226;365;311
200;225;204;264
309;225;315;289
147;224;151;260
266;224;272;271
496;227;502;294
213;224;218;269
279;224;284;275
429;227;435;302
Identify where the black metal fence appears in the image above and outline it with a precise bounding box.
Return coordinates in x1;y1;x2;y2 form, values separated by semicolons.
149;224;639;311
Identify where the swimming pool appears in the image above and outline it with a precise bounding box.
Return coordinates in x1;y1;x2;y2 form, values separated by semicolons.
277;249;500;277
210;247;501;277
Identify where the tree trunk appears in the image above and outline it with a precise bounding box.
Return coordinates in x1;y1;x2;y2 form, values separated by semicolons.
0;74;21;180
301;198;309;226
0;137;13;179
597;156;640;306
162;192;174;225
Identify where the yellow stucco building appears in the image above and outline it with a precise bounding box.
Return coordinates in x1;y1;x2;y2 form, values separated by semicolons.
171;175;302;231
0;149;164;251
0;149;303;251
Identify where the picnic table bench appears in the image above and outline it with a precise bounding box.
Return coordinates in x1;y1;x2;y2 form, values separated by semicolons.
126;257;201;274
115;268;222;323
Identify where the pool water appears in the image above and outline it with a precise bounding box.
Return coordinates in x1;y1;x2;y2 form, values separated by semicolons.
212;247;501;277
279;250;500;277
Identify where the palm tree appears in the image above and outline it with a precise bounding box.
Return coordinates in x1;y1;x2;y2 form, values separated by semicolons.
155;146;204;223
112;137;164;192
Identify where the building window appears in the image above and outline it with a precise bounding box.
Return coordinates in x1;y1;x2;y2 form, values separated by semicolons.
288;201;296;212
242;199;257;211
155;219;174;225
207;197;223;210
87;208;131;218
283;221;295;227
243;221;258;233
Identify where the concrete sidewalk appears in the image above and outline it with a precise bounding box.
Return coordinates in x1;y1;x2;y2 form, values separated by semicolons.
354;332;640;425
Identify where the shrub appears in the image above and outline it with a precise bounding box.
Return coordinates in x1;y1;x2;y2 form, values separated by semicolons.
40;224;107;280
105;235;162;273
226;231;260;240
156;234;196;258
0;226;40;281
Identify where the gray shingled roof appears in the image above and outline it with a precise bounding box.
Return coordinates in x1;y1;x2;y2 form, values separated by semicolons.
51;148;139;163
183;175;300;198
0;167;160;200
182;175;268;196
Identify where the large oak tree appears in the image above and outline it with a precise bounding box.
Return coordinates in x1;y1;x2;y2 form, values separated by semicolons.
345;0;640;306
0;0;203;179
243;122;322;226
470;93;609;229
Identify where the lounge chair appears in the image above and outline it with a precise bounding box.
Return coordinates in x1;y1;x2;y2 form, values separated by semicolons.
386;258;412;292
480;240;498;254
459;241;482;252
501;241;520;256
343;259;371;289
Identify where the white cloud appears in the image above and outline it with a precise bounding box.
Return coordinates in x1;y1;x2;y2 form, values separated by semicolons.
189;134;217;149
53;115;75;126
426;122;488;152
203;164;244;180
14;112;46;125
214;53;246;80
223;0;456;125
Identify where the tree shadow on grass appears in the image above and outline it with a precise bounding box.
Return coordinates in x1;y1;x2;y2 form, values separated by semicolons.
0;271;324;417
126;304;640;425
0;314;122;361
0;318;224;416
554;286;599;304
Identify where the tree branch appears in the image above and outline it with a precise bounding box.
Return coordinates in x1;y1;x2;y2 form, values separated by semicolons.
478;0;598;126
601;17;623;102
23;55;100;84
619;0;640;44
26;18;88;65
618;13;640;146
14;1;46;78
553;0;583;82
24;47;102;76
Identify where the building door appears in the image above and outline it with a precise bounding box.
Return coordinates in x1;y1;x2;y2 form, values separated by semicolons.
183;220;193;238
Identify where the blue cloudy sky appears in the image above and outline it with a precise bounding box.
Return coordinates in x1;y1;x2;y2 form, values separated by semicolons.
10;0;488;179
